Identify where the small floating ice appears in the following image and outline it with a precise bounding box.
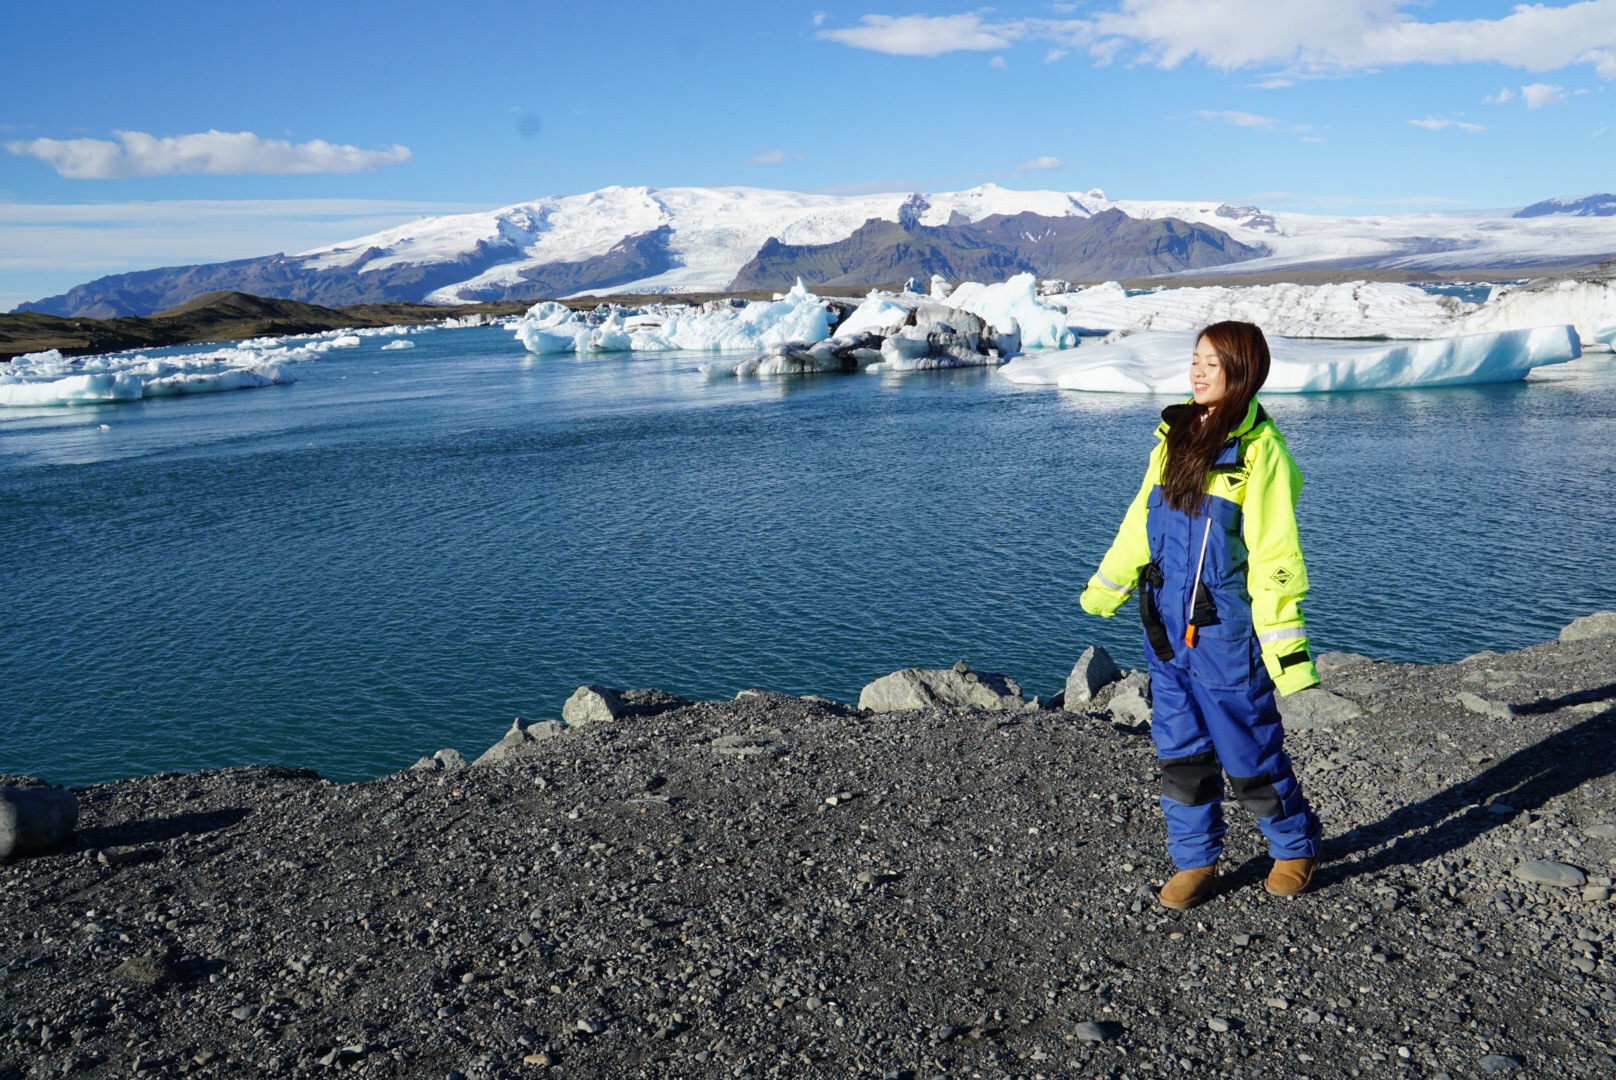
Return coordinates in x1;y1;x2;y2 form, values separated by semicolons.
997;326;1582;394
380;339;416;350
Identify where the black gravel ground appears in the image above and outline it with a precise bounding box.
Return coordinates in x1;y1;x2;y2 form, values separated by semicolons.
3;629;1614;1080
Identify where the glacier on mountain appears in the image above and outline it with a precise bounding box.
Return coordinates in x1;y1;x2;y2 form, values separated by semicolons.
997;326;1581;394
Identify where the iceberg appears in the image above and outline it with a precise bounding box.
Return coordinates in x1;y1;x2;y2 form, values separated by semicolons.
942;273;1079;349
1455;276;1616;346
513;281;831;355
835;291;915;337
380;339;416;350
998;326;1581;394
1045;280;1473;339
0;345;300;408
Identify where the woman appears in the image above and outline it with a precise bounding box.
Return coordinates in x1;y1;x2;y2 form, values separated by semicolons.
1080;321;1322;910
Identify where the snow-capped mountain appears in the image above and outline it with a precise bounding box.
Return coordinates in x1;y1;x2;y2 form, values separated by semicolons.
1515;193;1616;218
19;185;1616;318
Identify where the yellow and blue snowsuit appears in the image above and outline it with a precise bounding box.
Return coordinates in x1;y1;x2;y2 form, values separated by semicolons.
1081;399;1322;870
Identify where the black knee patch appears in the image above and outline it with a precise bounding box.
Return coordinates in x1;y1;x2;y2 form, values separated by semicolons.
1228;772;1282;818
1161;750;1223;806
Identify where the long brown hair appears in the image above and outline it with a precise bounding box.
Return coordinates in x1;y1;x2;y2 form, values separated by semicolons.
1160;321;1271;514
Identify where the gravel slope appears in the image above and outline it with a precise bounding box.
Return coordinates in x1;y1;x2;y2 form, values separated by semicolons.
3;629;1614;1080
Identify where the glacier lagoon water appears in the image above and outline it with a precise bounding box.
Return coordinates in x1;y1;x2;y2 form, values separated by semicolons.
4;326;1615;786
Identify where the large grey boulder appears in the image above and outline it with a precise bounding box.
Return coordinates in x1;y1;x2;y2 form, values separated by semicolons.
0;787;79;858
858;661;1023;713
1106;672;1153;728
411;748;467;773
562;685;626;727
1064;646;1123;711
1512;860;1587;888
1316;651;1372;676
474;717;569;766
1561;611;1616;643
1278;687;1363;732
1456;692;1514;720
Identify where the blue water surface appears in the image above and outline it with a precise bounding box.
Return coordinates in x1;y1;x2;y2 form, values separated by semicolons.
3;326;1614;785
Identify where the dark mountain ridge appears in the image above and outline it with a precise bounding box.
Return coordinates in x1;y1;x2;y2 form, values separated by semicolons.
727;208;1265;291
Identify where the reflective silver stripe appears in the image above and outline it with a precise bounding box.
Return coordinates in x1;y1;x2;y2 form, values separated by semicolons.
1258;627;1308;646
1095;569;1132;595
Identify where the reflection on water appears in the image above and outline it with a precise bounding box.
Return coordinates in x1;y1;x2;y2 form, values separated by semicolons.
3;327;1614;784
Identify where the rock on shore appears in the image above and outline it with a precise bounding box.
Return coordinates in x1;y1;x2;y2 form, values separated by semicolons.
3;620;1615;1078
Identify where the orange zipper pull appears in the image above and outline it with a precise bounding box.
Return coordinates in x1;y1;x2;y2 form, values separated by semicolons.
1184;624;1199;648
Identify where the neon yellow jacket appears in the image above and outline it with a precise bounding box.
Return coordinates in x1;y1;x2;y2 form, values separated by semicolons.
1079;398;1320;695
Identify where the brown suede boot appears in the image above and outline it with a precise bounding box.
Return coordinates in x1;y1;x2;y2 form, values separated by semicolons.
1158;864;1219;910
1265;857;1315;897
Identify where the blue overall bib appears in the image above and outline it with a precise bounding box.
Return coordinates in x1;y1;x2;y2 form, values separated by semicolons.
1140;435;1322;870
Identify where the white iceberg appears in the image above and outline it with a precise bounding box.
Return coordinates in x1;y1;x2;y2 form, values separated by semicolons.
1046;280;1473;340
998;326;1581;394
0;345;300;408
835;291;915;337
512;281;831;355
1454;276;1616;346
942;273;1078;349
380;339;416;350
327;335;363;348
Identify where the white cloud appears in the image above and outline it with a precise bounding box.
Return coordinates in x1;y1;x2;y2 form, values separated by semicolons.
746;149;788;165
1192;109;1314;134
817;13;1022;56
1407;116;1486;132
989;55;1007;68
1483;86;1515;105
821;2;1616;81
1521;82;1567;108
1044;47;1069;63
1081;0;1616;78
1013;155;1063;172
5;130;411;180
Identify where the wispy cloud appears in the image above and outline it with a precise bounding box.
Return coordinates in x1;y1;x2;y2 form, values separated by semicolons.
1192;110;1314;134
816;13;1020;57
746;149;788;165
1407;116;1486;132
820;2;1616;82
1521;82;1567;108
6;130;411;180
1013;155;1063;173
1483;86;1515;105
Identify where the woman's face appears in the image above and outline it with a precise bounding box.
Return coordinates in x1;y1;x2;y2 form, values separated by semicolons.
1191;337;1227;406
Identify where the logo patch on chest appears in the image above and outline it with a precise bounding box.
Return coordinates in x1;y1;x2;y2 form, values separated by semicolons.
1270;566;1294;587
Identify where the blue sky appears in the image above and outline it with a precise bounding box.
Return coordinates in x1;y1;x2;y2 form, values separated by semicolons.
3;0;1614;308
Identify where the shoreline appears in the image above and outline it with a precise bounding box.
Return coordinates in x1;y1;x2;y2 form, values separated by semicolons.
4;616;1614;1077
4;262;1604;364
